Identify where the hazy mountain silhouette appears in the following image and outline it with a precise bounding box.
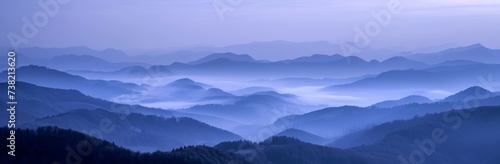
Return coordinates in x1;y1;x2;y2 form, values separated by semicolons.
276;86;500;137
323;63;500;92
29;109;242;152
167;55;428;78
0;65;143;99
380;56;428;68
69;65;173;79
0;82;174;125
326;106;500;164
217;106;500;164
1;81;245;132
411;43;461;53
230;86;277;96
182;91;314;125
441;86;495;102
137;78;234;104
255;76;373;87
372;95;433;108
322;69;443;91
434;60;484;67
409;44;500;64
41;54;148;71
7;106;500;164
186;40;342;61
18;46;128;62
185;40;406;61
278;54;344;63
189;52;256;65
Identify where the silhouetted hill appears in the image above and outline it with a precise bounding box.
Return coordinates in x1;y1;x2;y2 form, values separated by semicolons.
230;86;277;96
217;107;500;164
0;65;144;99
183;91;314;125
434;60;483;67
327;106;500;164
380;56;428;68
18;46;128;62
166;78;210;88
0;81;242;134
411;43;461;53
273;128;327;145
139;78;234;103
279;54;344;63
409;44;500;64
187;40;342;61
255;76;372;87
323;64;500;91
0;82;173;125
322;69;439;90
276;86;500;137
0;127;248;164
189;53;256;65
372;95;433;108
8;106;499;164
30;109;242;152
441;86;494;102
40;54;148;71
215;136;379;164
69;65;173;79
166;54;429;78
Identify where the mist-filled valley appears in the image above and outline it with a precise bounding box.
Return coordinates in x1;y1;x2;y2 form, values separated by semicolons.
2;42;500;164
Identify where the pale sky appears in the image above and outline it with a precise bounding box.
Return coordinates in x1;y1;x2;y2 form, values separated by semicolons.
1;0;499;52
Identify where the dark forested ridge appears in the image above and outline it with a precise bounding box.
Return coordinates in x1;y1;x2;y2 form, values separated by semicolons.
1;82;500;163
28;109;242;152
218;106;500;164
5;105;500;164
0;127;248;164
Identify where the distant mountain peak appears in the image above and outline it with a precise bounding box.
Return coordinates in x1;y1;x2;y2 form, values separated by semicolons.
281;54;344;63
171;78;196;84
444;43;489;53
372;95;433;108
458;86;490;95
166;78;211;89
119;66;146;71
402;95;430;100
408;43;500;64
383;56;409;61
466;43;486;49
273;128;326;145
443;86;492;102
17;65;80;78
189;52;256;65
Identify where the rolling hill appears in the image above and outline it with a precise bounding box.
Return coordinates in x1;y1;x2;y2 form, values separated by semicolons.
372;95;433;108
275;86;500;137
273;128;328;145
0;127;247;164
29;109;242;152
409;44;500;64
0;65;144;99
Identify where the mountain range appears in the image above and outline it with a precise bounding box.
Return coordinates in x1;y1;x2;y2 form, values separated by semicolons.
5;106;500;164
371;95;434;108
29;109;242;152
3;42;500;163
217;106;500;164
323;63;500;93
0;65;144;99
409;44;500;64
274;86;500;137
